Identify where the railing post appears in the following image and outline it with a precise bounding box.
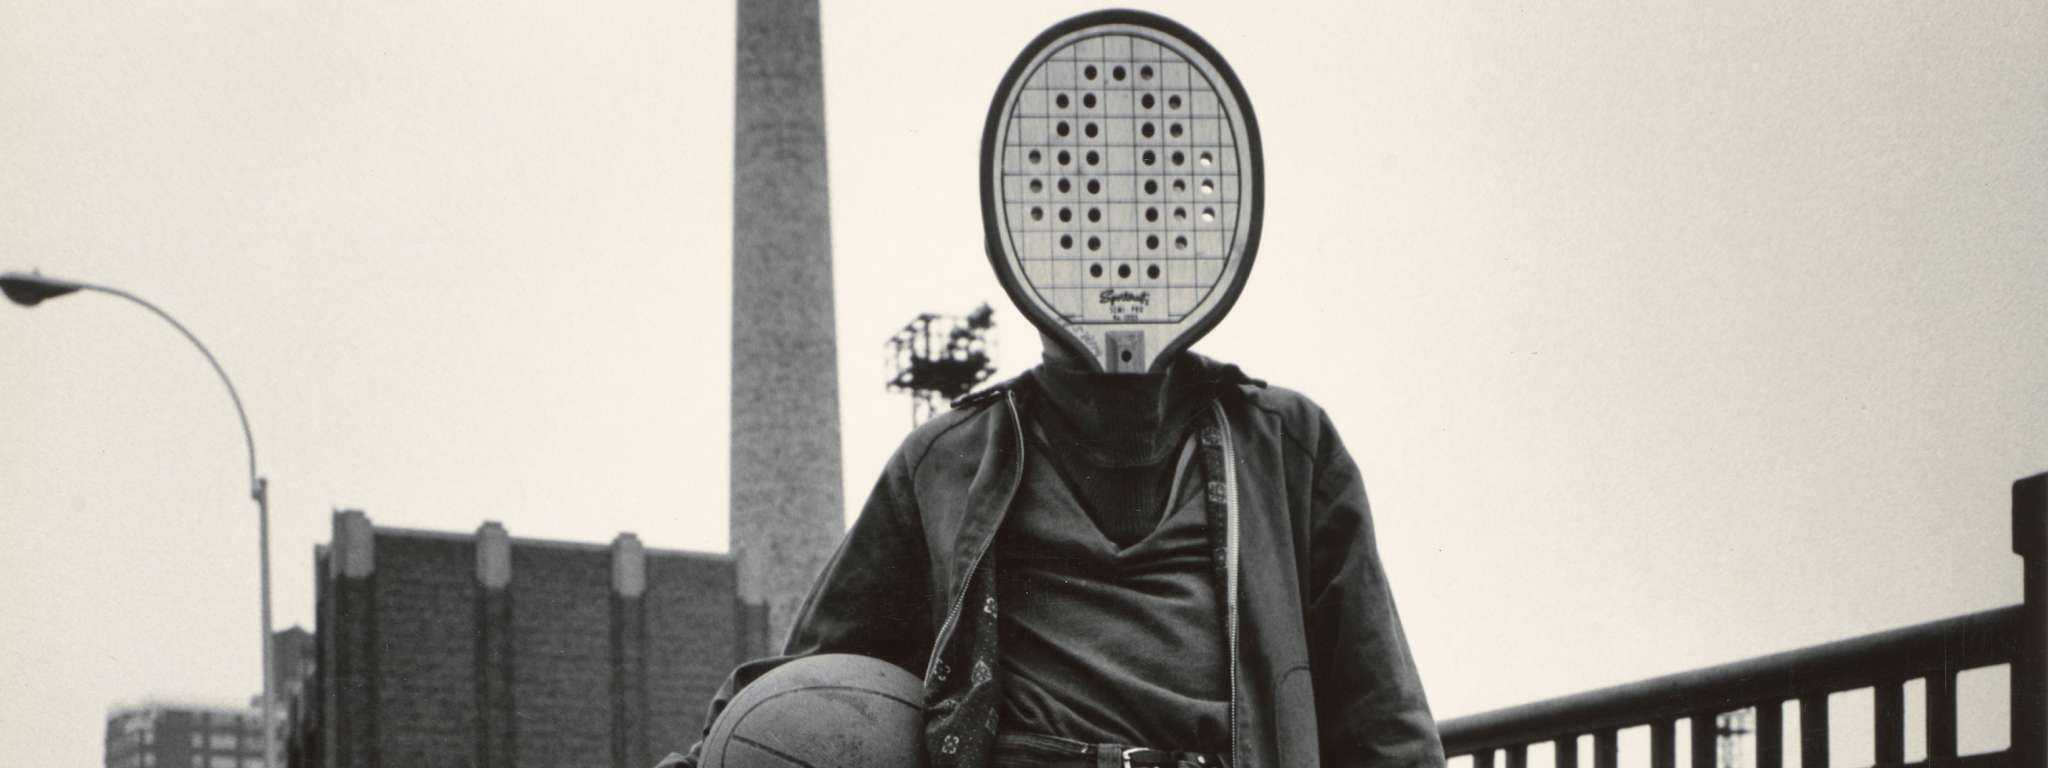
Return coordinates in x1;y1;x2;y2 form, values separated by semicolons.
1651;720;1675;768
1756;702;1782;768
1506;743;1528;768
1556;734;1579;768
2015;472;2047;768
1873;679;1904;766
1799;694;1829;768
1927;670;1958;761
1690;714;1716;768
1594;729;1618;768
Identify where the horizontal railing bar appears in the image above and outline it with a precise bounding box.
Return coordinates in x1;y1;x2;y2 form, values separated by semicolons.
1441;605;2021;755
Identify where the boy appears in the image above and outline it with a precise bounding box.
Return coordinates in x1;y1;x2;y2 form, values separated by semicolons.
673;10;1442;767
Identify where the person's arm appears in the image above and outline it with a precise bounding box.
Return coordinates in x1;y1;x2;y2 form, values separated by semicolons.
1302;409;1445;768
660;447;937;768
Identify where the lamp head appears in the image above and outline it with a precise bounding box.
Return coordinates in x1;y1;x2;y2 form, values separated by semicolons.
1;272;85;307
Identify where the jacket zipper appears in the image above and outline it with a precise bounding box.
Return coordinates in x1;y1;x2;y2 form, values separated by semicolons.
1212;400;1242;768
924;390;1027;684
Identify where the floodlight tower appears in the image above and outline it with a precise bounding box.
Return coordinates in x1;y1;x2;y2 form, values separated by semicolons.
1717;709;1752;768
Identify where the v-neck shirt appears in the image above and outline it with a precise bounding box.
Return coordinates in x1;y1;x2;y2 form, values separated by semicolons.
1027;353;1216;547
994;421;1230;751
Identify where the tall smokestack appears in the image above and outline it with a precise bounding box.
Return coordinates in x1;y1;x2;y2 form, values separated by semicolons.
730;0;843;651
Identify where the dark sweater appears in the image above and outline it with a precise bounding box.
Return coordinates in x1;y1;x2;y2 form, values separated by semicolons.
1027;352;1219;547
995;423;1229;750
992;353;1232;749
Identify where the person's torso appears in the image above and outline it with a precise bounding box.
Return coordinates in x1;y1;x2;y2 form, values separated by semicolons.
993;430;1230;751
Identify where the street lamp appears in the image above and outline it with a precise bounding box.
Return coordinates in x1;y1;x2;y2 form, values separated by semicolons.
3;270;279;768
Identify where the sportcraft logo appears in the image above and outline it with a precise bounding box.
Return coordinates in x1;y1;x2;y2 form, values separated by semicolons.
1098;290;1150;305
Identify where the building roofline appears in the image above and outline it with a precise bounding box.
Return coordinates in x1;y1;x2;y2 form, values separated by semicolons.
107;697;257;717
365;523;732;561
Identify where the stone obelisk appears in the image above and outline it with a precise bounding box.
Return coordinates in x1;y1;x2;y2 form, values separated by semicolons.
731;0;844;653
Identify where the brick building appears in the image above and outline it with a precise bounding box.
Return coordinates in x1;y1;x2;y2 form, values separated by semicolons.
304;511;766;768
106;700;267;768
299;3;853;764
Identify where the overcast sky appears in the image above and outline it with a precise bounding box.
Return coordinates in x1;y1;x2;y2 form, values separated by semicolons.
3;1;2044;766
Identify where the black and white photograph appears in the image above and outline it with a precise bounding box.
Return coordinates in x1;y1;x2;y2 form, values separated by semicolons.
3;2;2043;767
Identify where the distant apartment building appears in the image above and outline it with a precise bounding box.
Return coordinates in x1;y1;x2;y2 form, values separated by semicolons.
302;511;765;768
106;700;266;768
104;628;317;768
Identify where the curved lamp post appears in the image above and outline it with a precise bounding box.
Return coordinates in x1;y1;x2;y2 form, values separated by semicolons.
3;271;277;768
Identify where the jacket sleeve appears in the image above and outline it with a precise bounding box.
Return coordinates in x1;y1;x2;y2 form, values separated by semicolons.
1302;409;1446;768
661;446;937;768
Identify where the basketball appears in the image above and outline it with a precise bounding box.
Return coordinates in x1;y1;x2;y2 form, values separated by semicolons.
698;654;927;768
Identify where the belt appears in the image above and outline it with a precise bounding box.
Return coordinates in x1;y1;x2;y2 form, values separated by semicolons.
992;732;1227;768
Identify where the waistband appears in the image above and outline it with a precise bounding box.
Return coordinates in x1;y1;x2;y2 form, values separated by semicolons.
991;731;1227;768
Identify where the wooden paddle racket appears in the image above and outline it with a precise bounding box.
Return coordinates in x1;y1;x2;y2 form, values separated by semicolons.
982;10;1264;374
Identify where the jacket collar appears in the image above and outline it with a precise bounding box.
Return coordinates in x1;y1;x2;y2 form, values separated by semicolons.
951;351;1264;410
932;389;1027;614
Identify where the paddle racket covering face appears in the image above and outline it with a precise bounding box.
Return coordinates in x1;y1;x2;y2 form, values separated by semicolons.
982;10;1263;373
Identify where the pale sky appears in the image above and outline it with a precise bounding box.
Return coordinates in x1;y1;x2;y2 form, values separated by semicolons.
3;2;2044;766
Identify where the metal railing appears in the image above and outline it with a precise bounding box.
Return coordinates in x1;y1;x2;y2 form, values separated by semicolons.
1441;472;2047;768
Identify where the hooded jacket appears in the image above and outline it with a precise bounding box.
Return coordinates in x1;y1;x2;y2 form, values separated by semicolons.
670;356;1443;768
